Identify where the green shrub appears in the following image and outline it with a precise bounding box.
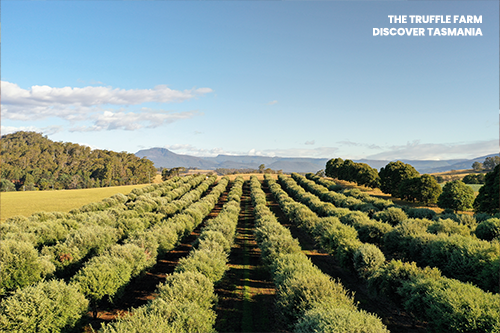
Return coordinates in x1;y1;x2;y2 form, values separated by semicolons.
455;214;477;228
125;230;160;262
475;218;500;241
356;221;393;245
271;253;318;287
405;207;437;220
353;244;386;279
175;248;228;283
276;271;355;325
383;218;434;258
106;243;153;277
71;256;132;317
427;218;471;236
295;303;389;333
0;240;54;294
196;230;231;253
422;234;500;292
101;271;217;333
0;279;88;333
400;277;500;333
474;213;494;222
367;260;441;303
258;229;302;266
373;207;408;226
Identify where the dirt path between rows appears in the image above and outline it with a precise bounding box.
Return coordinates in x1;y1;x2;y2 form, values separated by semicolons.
214;181;281;333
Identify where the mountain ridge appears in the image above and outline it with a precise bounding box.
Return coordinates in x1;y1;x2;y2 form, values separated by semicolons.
135;147;498;174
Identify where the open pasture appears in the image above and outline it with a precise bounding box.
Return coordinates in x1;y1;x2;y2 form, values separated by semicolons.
0;184;149;221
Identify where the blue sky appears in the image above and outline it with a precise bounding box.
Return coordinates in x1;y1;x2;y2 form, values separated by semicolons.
2;1;498;161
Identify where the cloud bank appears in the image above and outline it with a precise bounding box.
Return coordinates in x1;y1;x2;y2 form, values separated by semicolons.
1;81;211;131
366;140;498;160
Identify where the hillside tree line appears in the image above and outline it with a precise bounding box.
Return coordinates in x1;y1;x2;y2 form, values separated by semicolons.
1;131;156;191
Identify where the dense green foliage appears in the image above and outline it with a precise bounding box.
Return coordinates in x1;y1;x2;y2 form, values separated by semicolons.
398;174;442;204
462;173;485;184
379;161;420;197
475;218;500;241
274;173;500;331
161;167;186;180
369;260;500;333
0;240;55;295
0;280;88;333
99;271;217;333
438;180;475;212
325;158;380;188
100;177;244;332
0;175;222;327
1;131;156;190
474;165;499;214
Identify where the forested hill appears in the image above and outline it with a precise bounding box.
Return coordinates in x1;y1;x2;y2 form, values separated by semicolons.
1;131;156;191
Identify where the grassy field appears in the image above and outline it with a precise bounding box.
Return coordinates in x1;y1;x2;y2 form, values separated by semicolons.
1;184;150;222
466;184;483;192
430;168;485;181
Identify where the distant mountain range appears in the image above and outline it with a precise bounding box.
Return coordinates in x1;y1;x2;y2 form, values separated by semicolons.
135;148;498;174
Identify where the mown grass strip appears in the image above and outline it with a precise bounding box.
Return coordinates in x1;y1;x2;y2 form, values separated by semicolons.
240;196;253;332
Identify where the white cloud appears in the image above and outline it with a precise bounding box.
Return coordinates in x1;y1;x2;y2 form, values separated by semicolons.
1;125;63;136
305;140;315;145
267;100;278;105
256;147;339;158
1;81;213;122
69;110;199;132
162;145;339;158
366;140;498;160
164;144;230;157
337;140;382;150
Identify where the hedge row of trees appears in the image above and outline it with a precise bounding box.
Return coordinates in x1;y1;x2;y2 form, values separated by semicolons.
99;177;244;332
269;174;500;332
0;175;226;331
269;175;387;276
384;218;500;293
289;173;499;292
250;176;389;332
0;175;206;293
1;131;157;191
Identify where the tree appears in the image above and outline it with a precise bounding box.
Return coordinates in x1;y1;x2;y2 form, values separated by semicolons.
474;165;499;214
162;167;186;181
462;174;485;184
483;156;499;171
379;161;419;197
259;164;265;173
0;179;16;192
417;174;442;204
438;180;475;212
398;177;420;202
71;256;132;318
325;158;344;179
354;163;380;188
338;159;356;182
315;169;325;177
472;161;484;171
